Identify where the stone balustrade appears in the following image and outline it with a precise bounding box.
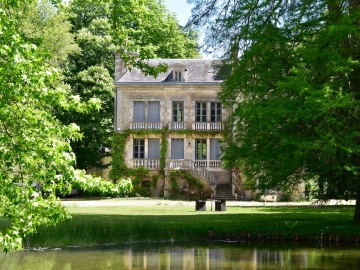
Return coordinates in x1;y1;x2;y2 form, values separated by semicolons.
168;122;186;130
133;159;160;169
192;122;224;131
165;159;218;186
130;122;162;130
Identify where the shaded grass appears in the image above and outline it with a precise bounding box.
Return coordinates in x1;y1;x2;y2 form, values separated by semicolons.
6;202;360;247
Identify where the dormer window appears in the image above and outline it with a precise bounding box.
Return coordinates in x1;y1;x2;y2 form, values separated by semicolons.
170;63;186;82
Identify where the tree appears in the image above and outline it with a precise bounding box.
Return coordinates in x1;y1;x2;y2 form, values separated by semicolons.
13;0;79;69
61;0;200;170
0;3;132;252
188;0;360;222
0;0;202;251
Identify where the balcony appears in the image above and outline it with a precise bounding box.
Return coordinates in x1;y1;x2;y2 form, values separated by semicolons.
130;122;162;130
192;122;224;131
168;122;186;130
133;159;160;169
194;160;222;168
132;159;222;171
166;159;222;170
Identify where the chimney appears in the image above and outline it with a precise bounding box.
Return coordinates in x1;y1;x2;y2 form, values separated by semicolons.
114;51;139;81
114;53;127;81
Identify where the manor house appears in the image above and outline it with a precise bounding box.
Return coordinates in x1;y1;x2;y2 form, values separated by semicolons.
113;54;239;199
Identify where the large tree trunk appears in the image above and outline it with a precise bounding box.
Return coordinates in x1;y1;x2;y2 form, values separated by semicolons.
353;192;360;223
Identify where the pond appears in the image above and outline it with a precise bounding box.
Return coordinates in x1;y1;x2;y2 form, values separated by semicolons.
1;242;360;270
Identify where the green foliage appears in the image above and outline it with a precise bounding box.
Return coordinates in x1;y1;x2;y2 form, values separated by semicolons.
60;0;200;169
16;0;79;69
150;175;160;188
23;204;360;247
170;170;203;191
110;127;218;192
0;6;132;252
0;0;201;252
109;0;200;77
189;0;360;221
109;131;131;180
131;186;151;197
174;129;221;137
109;131;150;186
160;131;168;171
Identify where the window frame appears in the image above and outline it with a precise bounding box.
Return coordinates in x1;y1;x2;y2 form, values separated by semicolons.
196;102;207;122
195;138;207;160
175;71;182;81
211;102;222;122
172;101;184;122
133;101;146;122
171;138;184;159
133;138;145;159
148;101;160;122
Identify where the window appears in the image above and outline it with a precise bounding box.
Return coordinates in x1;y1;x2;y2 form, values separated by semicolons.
175;71;182;81
133;139;145;158
173;102;184;122
133;101;160;122
196;102;207;122
141;181;151;187
171;138;184;159
196;139;207;160
210;139;222;160
133;101;145;122
148;138;160;159
148;101;160;122
211;103;222;122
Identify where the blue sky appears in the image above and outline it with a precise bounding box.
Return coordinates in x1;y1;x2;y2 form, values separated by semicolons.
164;0;212;58
164;0;193;26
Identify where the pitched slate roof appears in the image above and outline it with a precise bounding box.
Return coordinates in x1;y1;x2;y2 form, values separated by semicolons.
117;59;225;83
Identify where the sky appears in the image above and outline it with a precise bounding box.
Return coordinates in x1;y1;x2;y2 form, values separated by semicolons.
164;0;193;26
164;0;213;58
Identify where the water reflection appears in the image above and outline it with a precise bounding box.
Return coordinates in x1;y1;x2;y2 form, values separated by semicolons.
1;243;360;270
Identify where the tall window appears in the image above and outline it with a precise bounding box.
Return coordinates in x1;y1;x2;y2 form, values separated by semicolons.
196;102;207;122
133;101;160;122
210;139;222;160
148;101;160;122
196;139;207;160
133;139;145;158
211;103;222;122
173;101;184;122
148;138;160;159
171;138;184;159
133;101;145;122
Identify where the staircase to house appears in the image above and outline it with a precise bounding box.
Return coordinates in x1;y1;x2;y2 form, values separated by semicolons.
166;159;236;200
166;159;218;186
215;185;236;200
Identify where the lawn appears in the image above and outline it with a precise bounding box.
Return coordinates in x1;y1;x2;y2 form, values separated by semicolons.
18;200;359;248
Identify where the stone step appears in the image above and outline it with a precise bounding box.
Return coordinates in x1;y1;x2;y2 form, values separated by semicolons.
215;185;235;200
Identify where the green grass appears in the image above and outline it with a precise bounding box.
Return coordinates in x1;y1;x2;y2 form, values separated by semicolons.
5;201;360;247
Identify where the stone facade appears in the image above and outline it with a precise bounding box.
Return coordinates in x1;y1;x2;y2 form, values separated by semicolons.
114;56;231;197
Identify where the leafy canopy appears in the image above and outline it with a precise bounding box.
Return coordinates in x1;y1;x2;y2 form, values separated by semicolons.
188;0;360;221
60;0;200;169
0;2;132;252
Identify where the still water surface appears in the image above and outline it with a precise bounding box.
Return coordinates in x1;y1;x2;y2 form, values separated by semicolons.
1;242;360;270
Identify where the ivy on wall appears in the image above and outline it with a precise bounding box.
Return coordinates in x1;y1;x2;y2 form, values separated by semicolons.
109;128;220;194
109;130;131;181
170;169;203;190
160;131;167;171
110;128;168;181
